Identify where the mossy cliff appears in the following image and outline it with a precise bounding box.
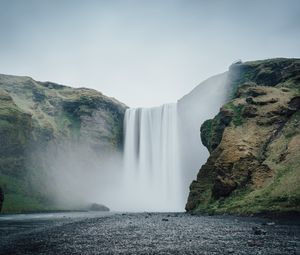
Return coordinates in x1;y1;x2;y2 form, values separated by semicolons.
186;58;300;215
0;74;126;213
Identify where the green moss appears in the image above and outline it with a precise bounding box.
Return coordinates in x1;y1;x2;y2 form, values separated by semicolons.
229;58;300;99
0;74;127;213
201;119;215;152
224;102;245;126
54;112;81;139
228;64;257;99
194;157;300;215
200;102;244;152
232;105;244;126
110;116;123;148
2;194;45;213
0;173;46;213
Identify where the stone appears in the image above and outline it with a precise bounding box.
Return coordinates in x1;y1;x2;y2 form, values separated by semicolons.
266;222;275;226
252;226;266;235
89;203;110;212
212;176;237;198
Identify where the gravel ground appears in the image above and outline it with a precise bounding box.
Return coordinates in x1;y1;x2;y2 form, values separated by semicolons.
0;212;299;255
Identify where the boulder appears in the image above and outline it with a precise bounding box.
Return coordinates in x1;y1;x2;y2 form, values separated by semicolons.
89;203;110;212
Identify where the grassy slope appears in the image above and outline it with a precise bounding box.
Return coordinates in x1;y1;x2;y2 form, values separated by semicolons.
188;58;300;215
0;74;126;213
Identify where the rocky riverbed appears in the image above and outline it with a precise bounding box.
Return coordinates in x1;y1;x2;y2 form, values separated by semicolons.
0;212;299;254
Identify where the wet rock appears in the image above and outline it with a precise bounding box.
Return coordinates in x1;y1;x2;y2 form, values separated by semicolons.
227;248;235;254
88;203;110;212
212;176;237;198
247;240;263;247
252;226;266;235
288;96;300;110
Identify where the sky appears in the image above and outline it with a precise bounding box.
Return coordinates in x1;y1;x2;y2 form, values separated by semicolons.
0;0;299;107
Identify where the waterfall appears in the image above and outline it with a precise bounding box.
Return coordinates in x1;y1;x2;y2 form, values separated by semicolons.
118;72;229;212
122;103;183;211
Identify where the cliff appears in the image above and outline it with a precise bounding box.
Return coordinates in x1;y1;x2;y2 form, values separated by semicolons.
0;74;126;213
186;58;300;215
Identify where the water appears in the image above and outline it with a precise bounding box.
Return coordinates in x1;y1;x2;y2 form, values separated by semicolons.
122;103;183;211
178;72;230;201
119;73;230;212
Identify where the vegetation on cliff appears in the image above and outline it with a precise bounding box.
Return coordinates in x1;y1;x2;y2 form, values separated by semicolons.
0;74;126;213
186;58;300;215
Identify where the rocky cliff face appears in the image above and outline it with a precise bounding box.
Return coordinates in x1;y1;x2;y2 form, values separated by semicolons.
0;74;126;213
186;58;300;215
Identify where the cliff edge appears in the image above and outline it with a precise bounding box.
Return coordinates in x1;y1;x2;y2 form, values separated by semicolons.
0;74;126;213
186;58;300;215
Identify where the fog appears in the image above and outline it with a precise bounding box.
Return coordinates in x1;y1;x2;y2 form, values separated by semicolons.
178;72;231;202
30;142;124;211
26;71;230;212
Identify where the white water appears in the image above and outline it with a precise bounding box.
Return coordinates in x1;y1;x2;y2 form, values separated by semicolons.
119;72;229;212
121;103;183;211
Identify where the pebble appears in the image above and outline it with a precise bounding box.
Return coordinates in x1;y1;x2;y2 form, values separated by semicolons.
252;226;267;235
1;212;299;254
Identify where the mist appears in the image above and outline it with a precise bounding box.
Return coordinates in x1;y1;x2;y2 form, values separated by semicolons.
29;141;124;211
24;71;231;212
178;72;231;202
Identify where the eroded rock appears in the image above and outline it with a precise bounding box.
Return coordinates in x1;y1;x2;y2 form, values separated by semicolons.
186;58;300;215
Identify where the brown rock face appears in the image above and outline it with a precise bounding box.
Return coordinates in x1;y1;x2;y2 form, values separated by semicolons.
186;58;300;215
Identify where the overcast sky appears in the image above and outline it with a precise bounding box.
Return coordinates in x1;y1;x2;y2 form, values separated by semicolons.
0;0;299;107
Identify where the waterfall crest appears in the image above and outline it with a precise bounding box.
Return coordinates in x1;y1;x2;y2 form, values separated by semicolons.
122;103;183;211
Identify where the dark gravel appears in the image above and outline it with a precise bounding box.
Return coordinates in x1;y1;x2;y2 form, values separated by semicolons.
0;212;299;254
